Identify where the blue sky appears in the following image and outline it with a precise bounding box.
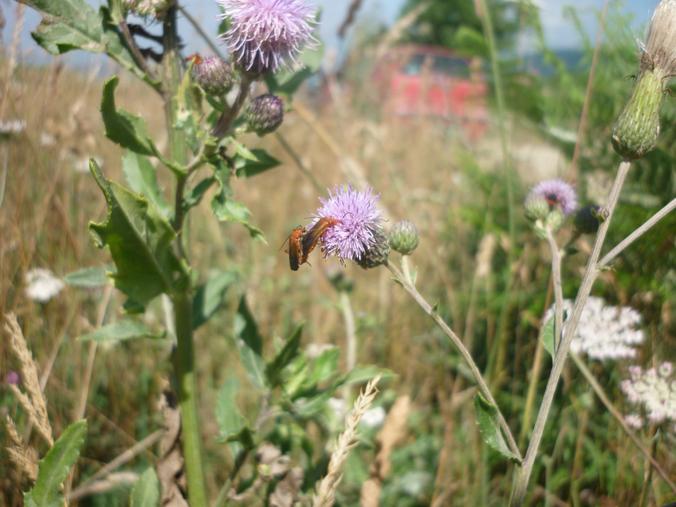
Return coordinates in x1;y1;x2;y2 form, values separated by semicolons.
0;0;659;68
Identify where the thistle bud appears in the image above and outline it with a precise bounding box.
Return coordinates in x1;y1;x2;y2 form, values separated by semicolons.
246;94;284;135
389;220;419;255
191;56;234;96
574;205;608;234
355;228;390;269
524;194;550;221
612;0;675;160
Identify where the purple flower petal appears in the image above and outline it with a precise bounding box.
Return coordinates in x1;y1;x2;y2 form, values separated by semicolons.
529;179;578;215
218;0;316;73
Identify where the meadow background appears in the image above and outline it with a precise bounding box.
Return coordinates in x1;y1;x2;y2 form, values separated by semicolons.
0;0;674;505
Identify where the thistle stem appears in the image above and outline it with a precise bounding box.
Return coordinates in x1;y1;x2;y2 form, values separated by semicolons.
385;259;522;461
545;230;564;352
163;6;207;505
510;160;631;505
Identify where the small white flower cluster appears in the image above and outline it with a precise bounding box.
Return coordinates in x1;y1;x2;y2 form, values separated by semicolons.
545;297;644;360
25;268;64;303
621;363;676;427
0;119;26;136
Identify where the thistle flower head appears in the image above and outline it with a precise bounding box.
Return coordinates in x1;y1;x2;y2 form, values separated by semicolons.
545;297;644;361
574;204;608;235
621;362;676;425
528;179;577;216
311;185;385;263
218;0;316;74
191;56;234;95
644;0;676;74
247;94;284;135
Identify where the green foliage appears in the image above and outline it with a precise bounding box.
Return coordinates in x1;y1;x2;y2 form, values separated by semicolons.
88;159;189;311
233;296;267;388
101;77;157;156
122;151;171;219
24;420;87;507
78;318;163;343
192;270;238;329
63;266;110;288
130;468;160;507
265;38;324;99
215;377;252;456
474;394;520;463
19;0;156;85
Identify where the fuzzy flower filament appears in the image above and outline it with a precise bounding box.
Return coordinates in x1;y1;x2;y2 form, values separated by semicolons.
311;186;385;265
218;0;316;74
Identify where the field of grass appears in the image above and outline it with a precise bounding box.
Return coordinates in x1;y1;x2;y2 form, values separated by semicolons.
0;1;674;506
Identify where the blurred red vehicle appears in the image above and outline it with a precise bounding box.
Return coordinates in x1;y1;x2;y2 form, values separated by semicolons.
374;45;489;140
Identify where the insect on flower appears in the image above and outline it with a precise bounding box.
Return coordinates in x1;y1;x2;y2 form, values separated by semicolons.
302;217;340;259
185;53;203;65
283;226;306;271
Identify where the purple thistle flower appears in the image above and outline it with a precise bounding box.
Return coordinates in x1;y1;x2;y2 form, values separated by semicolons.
218;0;316;74
529;179;578;216
311;185;384;262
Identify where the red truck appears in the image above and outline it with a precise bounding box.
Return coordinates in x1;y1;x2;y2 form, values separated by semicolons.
374;44;489;140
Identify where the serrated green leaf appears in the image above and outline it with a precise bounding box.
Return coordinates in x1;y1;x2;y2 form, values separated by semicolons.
24;420;87;507
101;77;157;155
215;377;249;456
293;390;333;418
266;324;303;387
233;148;280;178
78;319;163;343
183;177;216;213
233;296;266;388
122;151;170;219
88;159;188;311
19;0;154;85
473;394;520;463
211;164;265;241
130;467;159;507
63;266;110;288
192;270;238;329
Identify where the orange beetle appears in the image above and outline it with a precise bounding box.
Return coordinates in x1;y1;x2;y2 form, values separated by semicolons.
185;53;203;65
283;226;306;271
301;217;340;259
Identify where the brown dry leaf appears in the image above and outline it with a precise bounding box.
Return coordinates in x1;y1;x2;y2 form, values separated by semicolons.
156;387;188;507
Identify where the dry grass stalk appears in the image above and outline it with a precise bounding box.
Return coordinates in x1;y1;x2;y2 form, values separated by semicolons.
313;376;381;507
5;415;38;482
360;395;411;507
4;313;54;446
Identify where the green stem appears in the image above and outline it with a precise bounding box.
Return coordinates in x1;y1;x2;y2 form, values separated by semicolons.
162;6;207;505
172;293;208;507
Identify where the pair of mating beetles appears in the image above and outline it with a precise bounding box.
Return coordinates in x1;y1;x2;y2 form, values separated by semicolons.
284;217;339;271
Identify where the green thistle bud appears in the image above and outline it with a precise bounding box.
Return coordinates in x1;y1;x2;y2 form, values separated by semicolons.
611;70;664;160
246;94;284;135
123;0;172;17
574;205;608;234
545;209;565;232
191;56;234;96
524;194;550;221
355;228;390;269
388;220;419;255
612;0;675;159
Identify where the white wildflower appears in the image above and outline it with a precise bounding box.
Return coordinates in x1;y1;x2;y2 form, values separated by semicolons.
624;413;644;430
0;119;26;137
40;132;56;147
545;297;644;360
360;406;386;428
621;362;676;425
25;269;65;303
